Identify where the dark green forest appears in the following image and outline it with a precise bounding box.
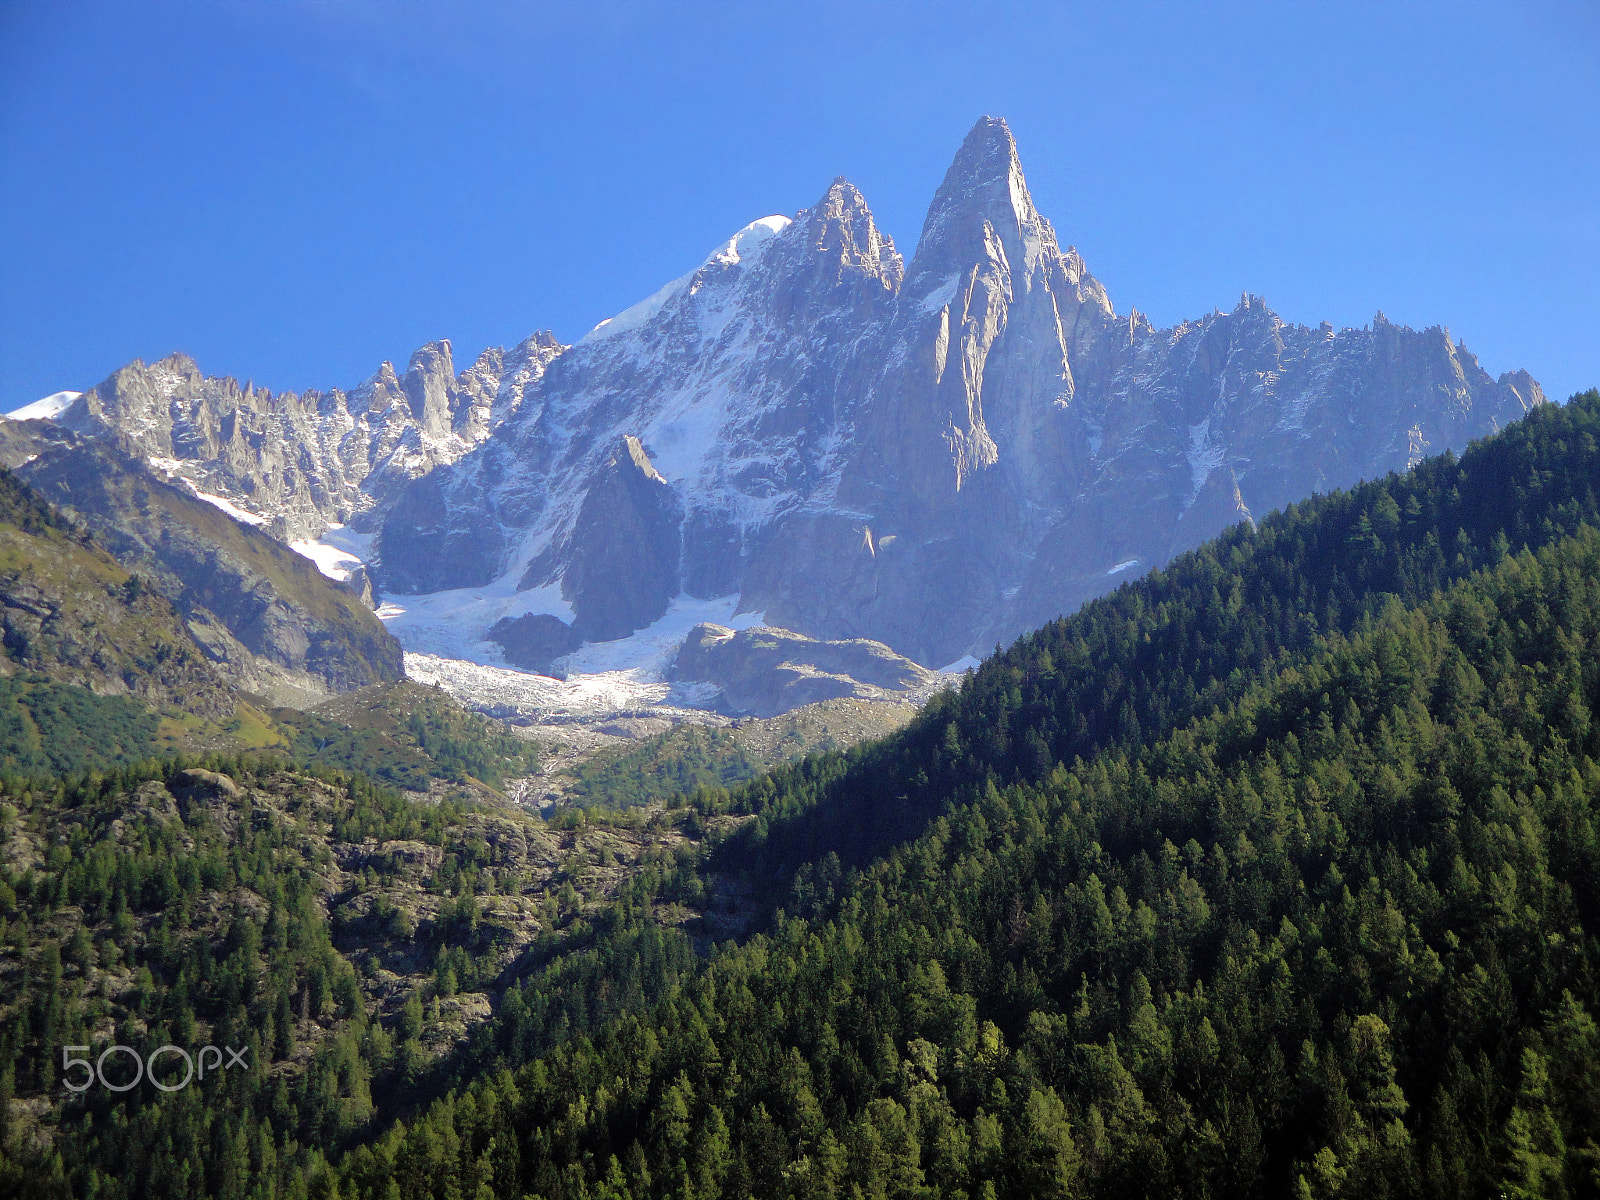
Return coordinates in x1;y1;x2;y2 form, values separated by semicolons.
567;726;759;809
273;691;539;792
0;674;163;776
2;392;1600;1198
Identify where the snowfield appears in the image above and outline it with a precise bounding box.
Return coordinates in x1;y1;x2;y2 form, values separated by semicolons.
291;524;374;582
191;489;268;525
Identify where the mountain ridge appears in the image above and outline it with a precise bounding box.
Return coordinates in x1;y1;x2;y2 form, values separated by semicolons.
43;331;566;542
18;117;1545;695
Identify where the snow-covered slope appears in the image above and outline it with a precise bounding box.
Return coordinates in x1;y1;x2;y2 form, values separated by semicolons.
6;391;81;421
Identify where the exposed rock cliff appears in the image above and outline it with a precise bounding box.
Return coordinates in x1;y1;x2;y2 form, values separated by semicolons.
554;436;683;642
486;613;582;676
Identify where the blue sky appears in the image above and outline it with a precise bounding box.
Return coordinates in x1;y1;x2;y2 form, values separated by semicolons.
2;1;1596;412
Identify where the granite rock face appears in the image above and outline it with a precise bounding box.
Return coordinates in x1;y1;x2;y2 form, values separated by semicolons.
557;437;683;642
54;333;565;541
671;623;938;718
379;117;1544;667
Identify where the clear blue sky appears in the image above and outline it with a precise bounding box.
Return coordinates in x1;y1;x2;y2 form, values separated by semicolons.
2;1;1596;412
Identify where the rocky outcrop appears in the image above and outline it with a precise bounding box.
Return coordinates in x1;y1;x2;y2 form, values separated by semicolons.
486;613;582;675
53;332;565;541
342;564;380;609
550;436;682;642
6;434;405;707
671;623;938;718
380;117;1543;668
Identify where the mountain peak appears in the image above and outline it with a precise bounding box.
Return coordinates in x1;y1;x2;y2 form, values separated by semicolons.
816;176;869;218
408;339;453;371
953;115;1019;176
908;115;1052;283
800;176;902;290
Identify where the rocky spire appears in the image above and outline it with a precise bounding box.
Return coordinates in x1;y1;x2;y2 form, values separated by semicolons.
759;177;904;326
903;116;1112;332
804;177;903;290
908;116;1055;286
402;340;456;439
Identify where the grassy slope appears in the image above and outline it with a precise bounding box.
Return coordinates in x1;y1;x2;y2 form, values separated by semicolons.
0;468;240;729
17;442;404;694
0;472;539;790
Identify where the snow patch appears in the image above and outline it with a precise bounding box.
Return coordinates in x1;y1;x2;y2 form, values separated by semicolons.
290;535;363;581
1106;559;1140;576
158;464;273;527
1186;418;1224;505
190;489;268;526
918;274;961;314
939;655;981;674
6;391;80;421
318;523;375;563
704;215;790;268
